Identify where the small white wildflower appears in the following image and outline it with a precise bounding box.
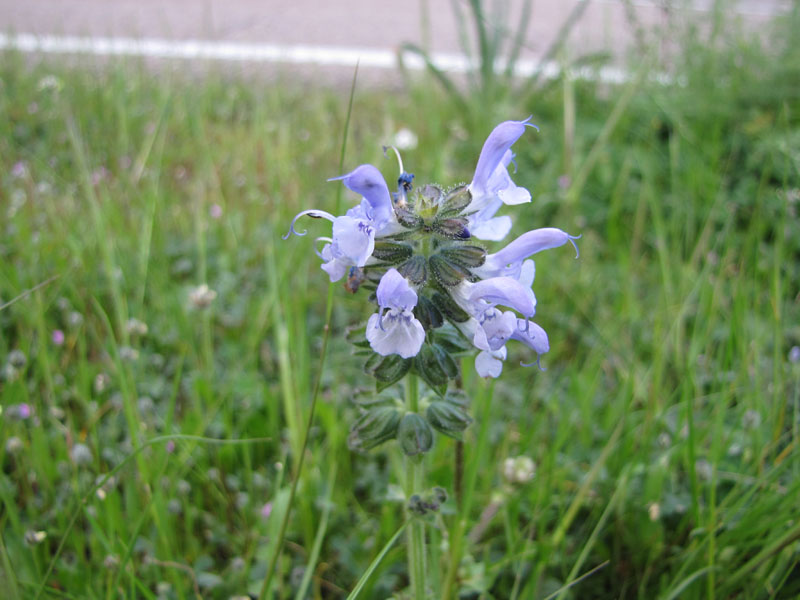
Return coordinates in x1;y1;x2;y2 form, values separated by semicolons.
394;127;418;150
25;530;47;545
103;554;119;569
94;373;111;393
189;284;217;309
647;502;661;521
126;318;149;336
8;349;27;368
503;456;536;484
70;443;93;466
5;436;23;453
67;311;84;327
37;75;63;92
695;459;712;481
119;346;140;362
742;409;762;429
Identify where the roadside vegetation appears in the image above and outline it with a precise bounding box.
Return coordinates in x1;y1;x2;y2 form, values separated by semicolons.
1;5;799;598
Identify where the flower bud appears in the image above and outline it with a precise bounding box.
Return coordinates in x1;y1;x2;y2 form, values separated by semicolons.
372;241;413;264
426;399;473;439
397;412;434;456
438;185;472;217
348;406;402;452
433;218;471;240
397;255;428;285
429;254;472;287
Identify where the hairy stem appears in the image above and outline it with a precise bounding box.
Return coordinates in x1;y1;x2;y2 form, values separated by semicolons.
405;375;426;599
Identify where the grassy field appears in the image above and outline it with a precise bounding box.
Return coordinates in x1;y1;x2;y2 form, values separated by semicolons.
1;7;800;600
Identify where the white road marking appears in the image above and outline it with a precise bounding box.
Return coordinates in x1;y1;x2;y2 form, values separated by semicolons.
0;32;636;84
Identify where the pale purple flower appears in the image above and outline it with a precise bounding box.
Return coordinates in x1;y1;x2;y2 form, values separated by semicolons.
790;346;800;363
463;118;538;241
261;502;273;519
366;269;425;359
7;403;32;420
209;203;223;219
285;164;401;282
12;161;27;178
475;347;506;379
456;276;537;320
474;228;580;280
52;329;65;346
92;167;108;186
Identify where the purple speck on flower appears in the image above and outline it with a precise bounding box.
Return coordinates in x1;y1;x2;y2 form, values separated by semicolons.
209;204;223;219
18;403;32;419
12;161;27;178
261;502;273;519
52;330;65;346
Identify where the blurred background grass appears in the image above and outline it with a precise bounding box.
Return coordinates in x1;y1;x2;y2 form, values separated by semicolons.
1;3;799;599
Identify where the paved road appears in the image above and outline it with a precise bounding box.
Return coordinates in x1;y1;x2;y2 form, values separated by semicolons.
0;0;790;83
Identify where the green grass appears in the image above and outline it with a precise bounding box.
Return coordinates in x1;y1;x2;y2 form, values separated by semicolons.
1;7;799;599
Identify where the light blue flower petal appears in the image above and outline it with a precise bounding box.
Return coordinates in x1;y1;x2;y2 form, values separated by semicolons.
477;228;579;278
497;184;531;206
366;310;425;358
376;268;417;311
511;320;550;355
468;277;536;317
475;347;506;378
468;214;512;241
330;164;393;226
332;216;375;266
471;119;534;193
473;309;517;352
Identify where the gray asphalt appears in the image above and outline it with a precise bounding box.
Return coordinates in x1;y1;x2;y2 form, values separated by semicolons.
0;0;790;83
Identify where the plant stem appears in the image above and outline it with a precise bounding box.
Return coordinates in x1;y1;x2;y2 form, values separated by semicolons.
405;375;426;599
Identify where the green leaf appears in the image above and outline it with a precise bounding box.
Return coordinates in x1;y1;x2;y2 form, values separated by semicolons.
346;521;409;600
345;324;371;348
434;323;473;353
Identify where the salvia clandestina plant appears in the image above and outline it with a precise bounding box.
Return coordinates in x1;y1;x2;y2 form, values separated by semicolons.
284;118;579;597
286;117;579;392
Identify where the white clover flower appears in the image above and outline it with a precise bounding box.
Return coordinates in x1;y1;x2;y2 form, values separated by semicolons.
189;284;217;308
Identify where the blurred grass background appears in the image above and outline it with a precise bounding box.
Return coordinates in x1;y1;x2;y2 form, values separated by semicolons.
1;3;800;599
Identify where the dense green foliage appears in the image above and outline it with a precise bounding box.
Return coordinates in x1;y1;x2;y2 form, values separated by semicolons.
1;8;799;599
